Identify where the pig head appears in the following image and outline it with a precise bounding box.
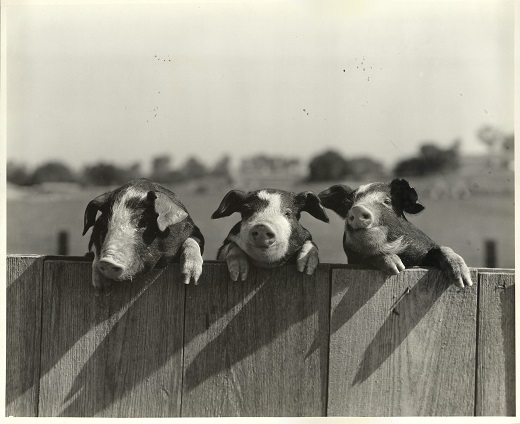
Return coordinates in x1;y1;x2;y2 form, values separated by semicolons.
319;178;472;288
83;178;204;290
211;189;329;281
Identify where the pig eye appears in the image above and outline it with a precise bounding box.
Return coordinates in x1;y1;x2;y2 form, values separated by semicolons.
383;198;392;206
284;209;292;217
137;216;147;228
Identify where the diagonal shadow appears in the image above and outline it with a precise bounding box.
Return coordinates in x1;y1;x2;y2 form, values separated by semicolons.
352;273;449;386
6;260;43;411
183;266;325;393
59;271;180;416
306;268;386;359
56;263;263;417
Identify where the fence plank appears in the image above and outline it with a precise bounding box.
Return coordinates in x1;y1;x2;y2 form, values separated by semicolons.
6;255;44;417
38;260;185;417
181;263;331;417
476;272;515;416
327;268;478;416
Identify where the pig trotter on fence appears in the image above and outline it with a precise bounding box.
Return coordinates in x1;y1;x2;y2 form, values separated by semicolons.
368;253;405;275
180;237;204;285
425;246;473;288
219;242;250;282
296;241;320;275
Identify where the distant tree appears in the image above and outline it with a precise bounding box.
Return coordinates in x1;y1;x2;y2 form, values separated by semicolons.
393;140;461;177
503;134;514;155
307;150;351;181
211;155;233;183
180;157;208;180
150;155;172;182
347;157;385;178
478;125;504;154
29;161;77;184
7;161;31;185
82;162;138;186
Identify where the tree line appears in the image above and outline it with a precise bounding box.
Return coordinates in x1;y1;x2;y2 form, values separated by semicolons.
7;155;232;187
7;125;513;186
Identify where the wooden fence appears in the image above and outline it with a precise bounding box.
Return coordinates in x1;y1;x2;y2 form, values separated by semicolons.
6;255;515;417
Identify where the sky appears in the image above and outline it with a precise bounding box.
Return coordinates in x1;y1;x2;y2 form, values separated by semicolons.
4;0;515;173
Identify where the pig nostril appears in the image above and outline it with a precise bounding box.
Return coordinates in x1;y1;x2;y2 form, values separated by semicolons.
252;231;259;237
362;214;370;220
266;232;275;239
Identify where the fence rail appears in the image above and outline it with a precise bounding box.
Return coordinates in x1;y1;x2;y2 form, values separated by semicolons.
6;255;515;417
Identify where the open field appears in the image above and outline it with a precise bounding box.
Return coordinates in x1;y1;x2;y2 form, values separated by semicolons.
7;182;514;268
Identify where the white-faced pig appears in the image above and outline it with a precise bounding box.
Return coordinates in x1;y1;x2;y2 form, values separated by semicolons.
83;178;204;290
318;178;473;288
211;189;329;281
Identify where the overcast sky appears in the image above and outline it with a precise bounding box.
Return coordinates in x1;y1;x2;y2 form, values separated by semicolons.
5;0;514;172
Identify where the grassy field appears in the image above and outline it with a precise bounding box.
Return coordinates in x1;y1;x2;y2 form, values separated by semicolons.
7;182;515;269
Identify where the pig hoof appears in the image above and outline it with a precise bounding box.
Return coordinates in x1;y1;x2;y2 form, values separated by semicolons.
296;241;319;275
439;246;473;288
181;238;203;285
227;245;249;282
370;254;405;275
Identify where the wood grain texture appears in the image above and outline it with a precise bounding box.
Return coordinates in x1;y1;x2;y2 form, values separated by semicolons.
6;255;44;417
476;272;515;416
181;263;331;417
38;260;185;417
327;268;479;416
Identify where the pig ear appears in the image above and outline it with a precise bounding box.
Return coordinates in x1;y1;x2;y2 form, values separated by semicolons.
390;178;425;215
318;185;355;219
211;190;247;219
83;192;111;236
150;191;189;232
296;191;329;223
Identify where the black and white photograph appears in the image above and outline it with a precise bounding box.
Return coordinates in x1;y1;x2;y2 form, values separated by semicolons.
3;0;515;418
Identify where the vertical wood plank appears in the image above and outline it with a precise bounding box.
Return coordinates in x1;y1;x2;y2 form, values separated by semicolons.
327;268;478;416
181;263;331;417
476;272;515;416
38;260;185;417
6;255;44;417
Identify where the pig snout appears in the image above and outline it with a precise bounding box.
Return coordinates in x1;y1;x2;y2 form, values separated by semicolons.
347;205;374;229
250;224;276;249
97;256;125;279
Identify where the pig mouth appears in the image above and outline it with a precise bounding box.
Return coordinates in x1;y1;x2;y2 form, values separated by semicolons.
346;223;376;231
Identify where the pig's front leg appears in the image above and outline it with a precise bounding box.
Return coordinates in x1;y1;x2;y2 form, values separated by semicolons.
296;240;320;275
425;246;473;288
368;253;405;275
180;237;203;285
218;241;249;282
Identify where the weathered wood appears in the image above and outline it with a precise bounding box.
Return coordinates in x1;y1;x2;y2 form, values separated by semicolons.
6;255;44;417
327;268;479;416
38;260;185;417
181;263;331;417
476;272;515;416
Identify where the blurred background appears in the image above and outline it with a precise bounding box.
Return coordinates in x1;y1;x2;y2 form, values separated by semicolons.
6;0;514;268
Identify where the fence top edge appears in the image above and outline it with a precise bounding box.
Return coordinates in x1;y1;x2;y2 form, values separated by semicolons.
5;255;515;274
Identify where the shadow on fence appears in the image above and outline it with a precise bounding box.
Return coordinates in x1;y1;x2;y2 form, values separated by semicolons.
5;256;515;417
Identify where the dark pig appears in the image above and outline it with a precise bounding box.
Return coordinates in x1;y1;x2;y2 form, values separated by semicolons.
318;178;472;288
211;189;329;281
83;178;204;290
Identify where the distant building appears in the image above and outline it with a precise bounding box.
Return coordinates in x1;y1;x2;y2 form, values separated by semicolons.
237;155;304;189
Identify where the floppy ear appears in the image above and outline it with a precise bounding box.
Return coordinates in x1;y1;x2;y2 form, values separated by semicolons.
83;192;112;236
390;178;425;215
211;190;247;219
295;191;329;223
318;185;355;219
149;191;189;232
